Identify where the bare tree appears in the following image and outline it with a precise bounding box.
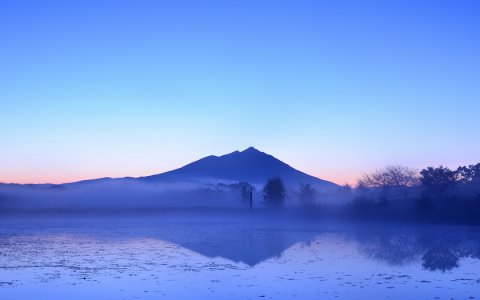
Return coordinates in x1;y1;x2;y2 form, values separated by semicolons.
357;166;419;200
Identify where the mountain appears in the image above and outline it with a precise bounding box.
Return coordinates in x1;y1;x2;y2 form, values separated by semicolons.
0;147;340;210
0;147;338;192
138;147;338;191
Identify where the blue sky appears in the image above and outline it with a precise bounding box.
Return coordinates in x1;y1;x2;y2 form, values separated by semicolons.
1;0;479;184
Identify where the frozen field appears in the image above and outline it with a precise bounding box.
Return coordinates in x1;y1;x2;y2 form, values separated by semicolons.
1;212;479;299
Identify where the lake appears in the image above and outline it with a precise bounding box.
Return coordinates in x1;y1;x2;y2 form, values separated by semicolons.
1;212;479;299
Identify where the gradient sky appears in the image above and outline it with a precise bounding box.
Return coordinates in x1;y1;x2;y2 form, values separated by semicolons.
1;0;479;185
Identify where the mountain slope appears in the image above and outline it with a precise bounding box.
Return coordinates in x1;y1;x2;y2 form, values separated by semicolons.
139;147;337;190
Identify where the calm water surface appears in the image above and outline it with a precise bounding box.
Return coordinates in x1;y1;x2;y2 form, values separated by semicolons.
1;213;479;299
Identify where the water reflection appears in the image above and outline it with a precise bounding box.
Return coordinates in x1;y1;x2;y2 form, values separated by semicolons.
153;222;480;272
149;224;319;266
351;224;480;272
154;222;480;272
1;218;480;273
421;247;459;272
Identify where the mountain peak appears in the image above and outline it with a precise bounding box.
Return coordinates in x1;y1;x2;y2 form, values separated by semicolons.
140;147;338;190
223;147;263;157
241;146;261;153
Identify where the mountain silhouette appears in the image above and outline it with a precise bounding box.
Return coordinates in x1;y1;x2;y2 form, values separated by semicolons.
0;147;338;192
139;147;337;190
0;147;339;210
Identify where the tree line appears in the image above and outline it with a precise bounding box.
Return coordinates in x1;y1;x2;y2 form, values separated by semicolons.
352;163;480;222
256;163;480;223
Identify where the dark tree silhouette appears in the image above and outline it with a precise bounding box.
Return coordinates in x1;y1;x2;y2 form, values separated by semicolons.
262;177;286;208
457;163;480;185
298;183;316;208
420;166;458;198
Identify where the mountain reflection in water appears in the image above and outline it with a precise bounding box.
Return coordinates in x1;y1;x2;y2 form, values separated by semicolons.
2;215;480;300
1;215;479;273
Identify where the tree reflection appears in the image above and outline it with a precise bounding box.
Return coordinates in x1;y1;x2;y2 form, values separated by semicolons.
352;225;480;272
421;246;459;272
